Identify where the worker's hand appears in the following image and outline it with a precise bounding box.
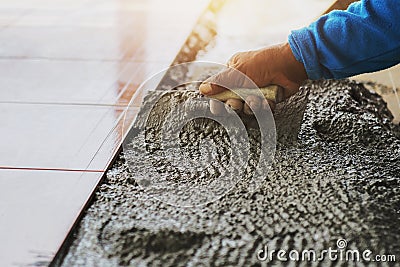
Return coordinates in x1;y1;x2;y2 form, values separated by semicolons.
199;43;308;115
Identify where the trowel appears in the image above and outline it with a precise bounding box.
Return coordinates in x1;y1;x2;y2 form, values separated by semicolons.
206;85;310;142
145;82;309;143
147;64;310;144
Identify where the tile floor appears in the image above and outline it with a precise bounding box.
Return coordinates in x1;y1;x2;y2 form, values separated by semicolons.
0;0;207;266
0;170;100;266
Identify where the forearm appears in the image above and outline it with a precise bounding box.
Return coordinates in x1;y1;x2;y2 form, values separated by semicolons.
288;0;400;80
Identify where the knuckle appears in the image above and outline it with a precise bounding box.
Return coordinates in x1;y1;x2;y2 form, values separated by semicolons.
229;52;243;65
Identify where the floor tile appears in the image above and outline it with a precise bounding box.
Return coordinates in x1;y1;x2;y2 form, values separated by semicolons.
0;0;89;10
354;65;400;88
0;8;27;27
0;59;169;105
0;0;209;61
132;32;189;62
0;169;101;267
354;65;400;123
0;59;120;104
86;106;139;170
86;64;172;170
0;25;192;62
12;9;71;28
110;61;168;106
0;103;119;170
0;26;127;60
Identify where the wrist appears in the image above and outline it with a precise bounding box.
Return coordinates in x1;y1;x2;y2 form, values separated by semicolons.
281;42;308;83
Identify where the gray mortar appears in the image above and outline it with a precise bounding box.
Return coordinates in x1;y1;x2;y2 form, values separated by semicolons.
61;79;400;266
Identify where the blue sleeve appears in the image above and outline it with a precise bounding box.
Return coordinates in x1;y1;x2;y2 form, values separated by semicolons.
288;0;400;80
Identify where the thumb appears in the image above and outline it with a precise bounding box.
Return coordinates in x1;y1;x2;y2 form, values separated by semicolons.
199;67;255;95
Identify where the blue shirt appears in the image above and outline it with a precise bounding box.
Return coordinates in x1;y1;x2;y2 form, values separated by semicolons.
288;0;400;80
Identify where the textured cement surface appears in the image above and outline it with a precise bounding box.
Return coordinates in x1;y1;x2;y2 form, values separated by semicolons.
61;80;400;266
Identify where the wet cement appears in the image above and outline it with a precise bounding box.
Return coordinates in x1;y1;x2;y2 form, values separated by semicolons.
61;79;400;266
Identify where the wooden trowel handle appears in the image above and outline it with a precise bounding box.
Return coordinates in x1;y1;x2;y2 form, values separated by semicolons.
208;85;284;103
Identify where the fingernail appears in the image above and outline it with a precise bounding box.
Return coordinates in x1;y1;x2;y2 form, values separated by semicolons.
243;103;253;115
225;99;243;112
210;99;225;116
250;100;262;110
248;101;256;109
199;83;212;95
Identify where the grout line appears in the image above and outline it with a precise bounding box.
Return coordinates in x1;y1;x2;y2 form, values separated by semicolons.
0;166;104;173
97;61;142;104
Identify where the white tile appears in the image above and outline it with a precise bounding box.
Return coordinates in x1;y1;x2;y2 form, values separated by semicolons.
0;170;101;267
0;59;126;104
0;103;119;170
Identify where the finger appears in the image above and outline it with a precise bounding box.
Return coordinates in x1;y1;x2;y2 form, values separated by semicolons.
225;99;243;113
280;80;302;99
243;117;259;128
245;95;261;110
262;99;275;111
227;53;240;67
210;99;226;116
199;83;226;96
243;103;253;115
199;67;255;96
